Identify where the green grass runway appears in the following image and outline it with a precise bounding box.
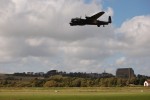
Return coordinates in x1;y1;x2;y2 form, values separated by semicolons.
0;87;150;100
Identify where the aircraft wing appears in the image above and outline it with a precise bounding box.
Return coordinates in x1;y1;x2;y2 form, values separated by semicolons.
89;11;105;20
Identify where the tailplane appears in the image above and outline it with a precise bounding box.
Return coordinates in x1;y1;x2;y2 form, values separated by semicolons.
108;16;112;23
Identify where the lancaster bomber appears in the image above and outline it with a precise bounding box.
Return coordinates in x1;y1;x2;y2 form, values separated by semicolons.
70;11;111;27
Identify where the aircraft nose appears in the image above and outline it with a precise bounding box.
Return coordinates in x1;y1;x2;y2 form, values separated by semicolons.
70;23;73;26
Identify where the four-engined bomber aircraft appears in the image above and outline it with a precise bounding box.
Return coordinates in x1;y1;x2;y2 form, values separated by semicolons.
70;11;111;27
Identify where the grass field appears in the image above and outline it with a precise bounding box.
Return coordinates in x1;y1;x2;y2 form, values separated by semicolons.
0;87;150;100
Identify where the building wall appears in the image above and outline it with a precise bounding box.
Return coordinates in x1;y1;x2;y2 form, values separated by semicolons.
116;68;135;79
144;81;150;87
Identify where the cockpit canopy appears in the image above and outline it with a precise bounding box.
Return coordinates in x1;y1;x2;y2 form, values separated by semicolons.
71;17;81;22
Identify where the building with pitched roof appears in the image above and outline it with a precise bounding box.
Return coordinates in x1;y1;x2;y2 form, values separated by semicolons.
116;68;135;79
144;80;150;87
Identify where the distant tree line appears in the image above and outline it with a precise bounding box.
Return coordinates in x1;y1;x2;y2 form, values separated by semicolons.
13;70;114;79
0;74;149;87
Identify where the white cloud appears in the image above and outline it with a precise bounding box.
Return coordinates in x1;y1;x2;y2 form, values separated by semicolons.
117;15;150;57
0;0;150;75
116;15;150;75
115;57;126;65
0;0;115;73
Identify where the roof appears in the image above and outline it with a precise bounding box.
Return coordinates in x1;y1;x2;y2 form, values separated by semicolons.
145;80;150;84
116;68;134;74
116;68;133;71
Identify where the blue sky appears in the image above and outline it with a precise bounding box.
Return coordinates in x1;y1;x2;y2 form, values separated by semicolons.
0;0;150;75
102;0;150;26
84;0;150;26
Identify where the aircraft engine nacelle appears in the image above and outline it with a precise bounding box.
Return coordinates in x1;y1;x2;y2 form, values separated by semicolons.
85;16;90;19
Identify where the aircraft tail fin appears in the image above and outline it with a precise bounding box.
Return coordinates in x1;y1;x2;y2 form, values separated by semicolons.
108;16;112;23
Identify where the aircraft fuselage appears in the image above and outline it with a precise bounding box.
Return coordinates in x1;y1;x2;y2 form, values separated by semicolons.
70;12;111;27
70;18;109;27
